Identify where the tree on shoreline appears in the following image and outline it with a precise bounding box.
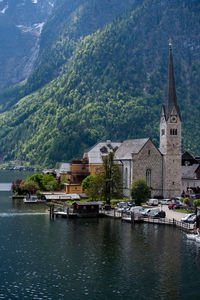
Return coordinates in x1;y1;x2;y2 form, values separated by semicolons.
82;152;122;204
130;177;151;206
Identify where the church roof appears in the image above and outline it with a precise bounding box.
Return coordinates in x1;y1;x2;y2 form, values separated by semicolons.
86;141;121;164
182;164;200;179
163;45;181;121
114;138;149;160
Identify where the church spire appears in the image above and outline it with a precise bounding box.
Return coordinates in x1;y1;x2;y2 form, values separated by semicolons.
164;40;181;120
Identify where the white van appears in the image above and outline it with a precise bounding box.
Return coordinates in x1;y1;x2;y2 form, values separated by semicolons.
146;199;159;206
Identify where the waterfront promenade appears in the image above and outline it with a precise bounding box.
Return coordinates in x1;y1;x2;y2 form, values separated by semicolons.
102;205;195;232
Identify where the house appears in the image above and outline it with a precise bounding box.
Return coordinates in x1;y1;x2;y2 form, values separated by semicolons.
64;141;121;194
182;164;200;194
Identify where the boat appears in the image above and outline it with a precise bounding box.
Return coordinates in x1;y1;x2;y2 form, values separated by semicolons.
186;234;198;241
23;195;45;203
195;236;200;243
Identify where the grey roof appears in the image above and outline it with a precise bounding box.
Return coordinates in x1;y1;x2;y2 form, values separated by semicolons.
163;47;181;121
87;141;121;164
59;163;70;173
182;164;199;179
115;138;149;160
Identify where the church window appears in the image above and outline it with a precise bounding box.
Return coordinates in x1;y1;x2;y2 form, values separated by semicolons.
172;181;175;185
148;150;151;155
146;169;151;187
125;167;128;188
170;129;178;135
161;129;165;136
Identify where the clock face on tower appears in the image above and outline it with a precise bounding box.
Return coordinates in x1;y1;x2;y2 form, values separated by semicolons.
170;115;177;123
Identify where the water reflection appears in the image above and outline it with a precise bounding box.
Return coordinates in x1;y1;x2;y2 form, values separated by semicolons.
12;198;47;212
0;176;200;299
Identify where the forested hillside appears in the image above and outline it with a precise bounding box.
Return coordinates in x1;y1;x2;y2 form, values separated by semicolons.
0;0;199;167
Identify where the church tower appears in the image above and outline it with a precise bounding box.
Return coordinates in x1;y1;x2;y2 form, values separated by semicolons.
160;41;182;198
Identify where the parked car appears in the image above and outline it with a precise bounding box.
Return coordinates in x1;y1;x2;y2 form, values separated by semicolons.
171;197;181;204
146;199;159;206
117;202;128;208
168;203;176;209
181;213;195;222
152;210;166;218
129;206;145;215
187;214;197;224
173;203;184;209
141;208;160;217
160;199;171;205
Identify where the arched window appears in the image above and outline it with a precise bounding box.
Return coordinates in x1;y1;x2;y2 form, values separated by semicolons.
146;169;151;187
125;167;128;188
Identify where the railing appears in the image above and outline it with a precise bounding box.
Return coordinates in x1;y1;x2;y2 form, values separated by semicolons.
101;208;195;231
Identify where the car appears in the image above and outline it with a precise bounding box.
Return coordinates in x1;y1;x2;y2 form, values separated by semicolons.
168;203;176;209
117;202;128;208
151;210;166;218
117;207;127;213
146;199;159;206
173;203;184;209
141;208;160;217
187;214;196;224
129;206;145;216
181;213;195;222
160;199;171;205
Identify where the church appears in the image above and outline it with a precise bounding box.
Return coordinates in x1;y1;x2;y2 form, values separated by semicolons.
63;43;182;200
115;43;182;199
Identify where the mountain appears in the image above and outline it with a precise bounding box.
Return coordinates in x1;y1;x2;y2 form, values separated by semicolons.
0;0;199;167
0;0;57;89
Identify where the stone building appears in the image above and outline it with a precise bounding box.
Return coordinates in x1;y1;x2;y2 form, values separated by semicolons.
115;44;182;198
115;138;163;198
63;44;182;199
159;43;182;198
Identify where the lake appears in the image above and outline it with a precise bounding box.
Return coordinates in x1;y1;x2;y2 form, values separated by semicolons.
0;171;200;300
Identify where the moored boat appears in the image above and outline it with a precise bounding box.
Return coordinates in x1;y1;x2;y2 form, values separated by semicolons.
23;195;45;203
195;236;200;243
186;234;198;241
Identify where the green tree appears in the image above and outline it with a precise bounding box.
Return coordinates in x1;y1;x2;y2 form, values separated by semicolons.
27;174;44;189
101;152;122;205
82;175;104;200
82;153;122;203
27;173;59;191
41;174;58;191
194;199;200;207
19;180;40;195
82;175;95;191
130;177;151;206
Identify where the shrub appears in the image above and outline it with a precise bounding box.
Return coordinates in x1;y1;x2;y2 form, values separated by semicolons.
194;199;200;207
130;177;151;206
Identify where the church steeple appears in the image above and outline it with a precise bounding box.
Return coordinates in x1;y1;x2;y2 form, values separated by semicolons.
160;41;182;198
163;41;181;121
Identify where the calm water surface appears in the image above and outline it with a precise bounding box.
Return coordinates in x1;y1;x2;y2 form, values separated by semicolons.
0;171;200;300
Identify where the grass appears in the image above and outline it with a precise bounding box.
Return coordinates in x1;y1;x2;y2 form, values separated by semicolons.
174;209;194;213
